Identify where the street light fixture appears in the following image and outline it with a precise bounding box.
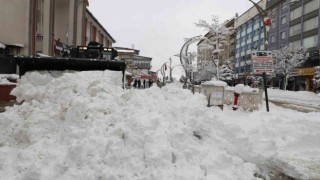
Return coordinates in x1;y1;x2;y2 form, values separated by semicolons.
247;0;270;49
178;35;202;88
248;0;300;49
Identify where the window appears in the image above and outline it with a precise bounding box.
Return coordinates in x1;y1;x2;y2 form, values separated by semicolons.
36;0;44;34
281;16;287;25
303;16;318;32
271;8;277;16
289;40;301;49
290;6;302;20
280;31;286;40
304;0;320;15
302;35;318;49
270;35;276;43
271;21;276;29
281;2;287;11
289;23;301;36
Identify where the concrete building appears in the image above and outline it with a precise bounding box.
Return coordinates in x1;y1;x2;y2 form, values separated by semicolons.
197;32;215;70
265;0;320;91
222;18;236;65
234;0;267;77
266;0;290;50
196;18;236;71
287;0;320;91
0;0;115;57
114;47;152;79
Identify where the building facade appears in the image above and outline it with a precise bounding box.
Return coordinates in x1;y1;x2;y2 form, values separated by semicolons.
114;47;152;79
234;0;267;77
197;32;215;71
266;0;290;50
196;18;236;72
266;0;320;91
0;0;115;57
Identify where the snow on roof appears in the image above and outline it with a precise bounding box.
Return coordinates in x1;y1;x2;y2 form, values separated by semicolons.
201;80;227;87
0;74;19;80
116;49;135;53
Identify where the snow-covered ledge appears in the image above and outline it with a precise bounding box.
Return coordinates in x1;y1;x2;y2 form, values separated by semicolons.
0;74;19;85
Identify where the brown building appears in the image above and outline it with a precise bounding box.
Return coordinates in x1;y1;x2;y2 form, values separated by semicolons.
0;0;115;57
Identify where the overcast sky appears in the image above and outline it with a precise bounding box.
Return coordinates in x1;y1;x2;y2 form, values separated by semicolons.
88;0;257;77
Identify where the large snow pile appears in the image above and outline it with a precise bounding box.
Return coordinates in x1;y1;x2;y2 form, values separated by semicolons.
0;71;320;180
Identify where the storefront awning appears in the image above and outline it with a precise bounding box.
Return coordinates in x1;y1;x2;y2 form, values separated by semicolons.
139;74;150;79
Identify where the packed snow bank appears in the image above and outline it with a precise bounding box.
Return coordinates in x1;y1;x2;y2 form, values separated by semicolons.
0;71;320;180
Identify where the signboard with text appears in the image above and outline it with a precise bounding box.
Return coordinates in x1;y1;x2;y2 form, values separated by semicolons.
252;51;274;74
208;86;224;106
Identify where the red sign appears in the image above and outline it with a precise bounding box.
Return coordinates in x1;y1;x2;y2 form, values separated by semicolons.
264;18;272;25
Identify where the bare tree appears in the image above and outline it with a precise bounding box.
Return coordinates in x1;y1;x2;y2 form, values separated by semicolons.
195;15;235;83
272;47;308;90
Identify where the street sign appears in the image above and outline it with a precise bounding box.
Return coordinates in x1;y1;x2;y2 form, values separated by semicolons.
208;86;224;107
251;51;274;74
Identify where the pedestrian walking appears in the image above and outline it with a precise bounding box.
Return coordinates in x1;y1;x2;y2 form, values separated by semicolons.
143;79;146;88
138;79;141;88
148;79;153;87
133;79;137;88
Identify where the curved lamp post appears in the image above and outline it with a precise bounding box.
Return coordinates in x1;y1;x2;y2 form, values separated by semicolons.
247;0;270;49
178;35;202;88
248;0;299;49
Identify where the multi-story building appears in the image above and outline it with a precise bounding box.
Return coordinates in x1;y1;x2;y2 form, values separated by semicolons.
196;18;236;71
114;47;152;79
266;0;290;50
234;0;267;79
287;0;320;91
0;0;115;57
197;32;215;70
266;0;320;91
222;18;236;65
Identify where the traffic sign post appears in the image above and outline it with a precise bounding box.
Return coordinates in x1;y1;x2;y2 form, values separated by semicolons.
251;51;273;112
252;51;274;74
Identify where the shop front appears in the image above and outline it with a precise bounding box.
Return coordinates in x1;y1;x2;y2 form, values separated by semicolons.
293;67;316;91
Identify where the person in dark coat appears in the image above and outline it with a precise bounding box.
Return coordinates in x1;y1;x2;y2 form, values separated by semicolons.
148;79;153;87
133;79;137;88
138;79;141;88
143;79;146;88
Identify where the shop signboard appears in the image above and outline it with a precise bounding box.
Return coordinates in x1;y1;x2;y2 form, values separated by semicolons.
297;68;316;76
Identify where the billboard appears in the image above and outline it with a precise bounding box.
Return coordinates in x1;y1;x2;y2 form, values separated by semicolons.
251;51;274;74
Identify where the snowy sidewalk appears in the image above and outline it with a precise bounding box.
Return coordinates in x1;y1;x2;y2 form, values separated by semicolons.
269;99;320;113
267;89;320;112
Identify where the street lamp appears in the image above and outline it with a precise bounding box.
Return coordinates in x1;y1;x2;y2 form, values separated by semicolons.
178;35;202;88
248;0;299;49
247;0;270;49
160;62;168;87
